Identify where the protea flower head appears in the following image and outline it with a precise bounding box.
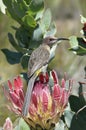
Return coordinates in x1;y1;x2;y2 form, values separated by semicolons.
3;70;72;130
3;117;13;130
3;76;24;115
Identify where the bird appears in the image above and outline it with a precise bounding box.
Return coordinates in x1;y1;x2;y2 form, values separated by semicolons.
22;36;69;116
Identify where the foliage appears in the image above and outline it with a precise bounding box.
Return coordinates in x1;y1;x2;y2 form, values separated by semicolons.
14;118;30;130
69;15;86;55
1;0;56;70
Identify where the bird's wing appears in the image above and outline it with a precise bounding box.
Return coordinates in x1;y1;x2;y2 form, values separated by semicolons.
28;45;50;78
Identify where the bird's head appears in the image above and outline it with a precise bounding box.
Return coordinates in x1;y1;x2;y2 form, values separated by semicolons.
43;36;69;46
43;36;58;45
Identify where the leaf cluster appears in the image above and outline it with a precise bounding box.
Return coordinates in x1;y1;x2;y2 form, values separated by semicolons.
69;15;86;55
2;0;56;69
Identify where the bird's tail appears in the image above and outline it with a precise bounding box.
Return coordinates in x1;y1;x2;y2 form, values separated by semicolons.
22;65;48;116
22;74;37;116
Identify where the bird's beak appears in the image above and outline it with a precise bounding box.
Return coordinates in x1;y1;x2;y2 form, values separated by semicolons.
56;37;69;42
50;37;69;44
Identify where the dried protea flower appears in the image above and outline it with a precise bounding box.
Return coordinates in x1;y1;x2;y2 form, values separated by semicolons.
3;71;72;130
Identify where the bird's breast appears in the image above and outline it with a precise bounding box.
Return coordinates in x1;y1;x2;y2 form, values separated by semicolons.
43;44;50;52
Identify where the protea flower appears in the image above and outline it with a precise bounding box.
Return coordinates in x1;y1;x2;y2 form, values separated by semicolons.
3;117;13;130
3;76;24;115
3;70;72;130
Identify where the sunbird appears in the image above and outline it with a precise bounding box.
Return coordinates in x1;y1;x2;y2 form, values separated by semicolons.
22;36;69;116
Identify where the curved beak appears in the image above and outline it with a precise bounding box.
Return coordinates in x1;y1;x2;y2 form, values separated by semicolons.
49;37;69;45
56;37;69;42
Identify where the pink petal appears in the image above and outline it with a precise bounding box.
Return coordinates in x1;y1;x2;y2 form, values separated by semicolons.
29;104;37;116
13;76;23;90
51;101;56;114
42;90;48;112
14;89;19;96
61;78;66;88
3;117;13;130
8;105;21;115
60;91;69;107
60;90;65;105
33;81;43;96
53;84;61;101
29;107;34;116
19;89;24;103
51;70;58;84
9;92;22;108
8;80;13;90
39;73;45;83
43;85;50;93
45;72;49;82
13;78;20;90
39;72;49;83
17;76;23;88
31;92;38;108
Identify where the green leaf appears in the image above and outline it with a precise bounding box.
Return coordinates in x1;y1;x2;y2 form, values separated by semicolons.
80;15;86;24
11;0;27;19
78;82;86;105
8;33;28;53
44;22;56;37
14;118;30;130
28;39;42;49
80;15;86;37
22;14;37;28
64;110;74;128
33;27;43;41
24;0;31;5
40;9;52;33
2;0;44;26
80;29;86;37
69;95;82;112
15;26;31;48
69;46;86;55
0;0;6;14
3;0;38;26
20;53;30;69
69;36;86;55
1;49;22;64
69;36;78;49
28;0;44;14
3;0;22;24
55;120;65;130
78;38;86;48
70;114;86;130
35;10;44;20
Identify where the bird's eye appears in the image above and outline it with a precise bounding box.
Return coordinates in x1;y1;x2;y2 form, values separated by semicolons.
49;38;54;41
